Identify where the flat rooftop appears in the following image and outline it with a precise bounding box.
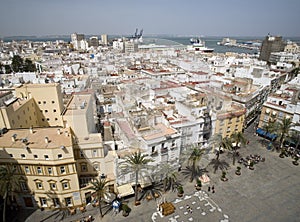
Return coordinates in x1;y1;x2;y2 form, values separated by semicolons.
0;127;72;149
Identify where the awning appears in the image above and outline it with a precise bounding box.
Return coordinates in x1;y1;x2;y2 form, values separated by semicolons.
256;128;277;140
256;128;266;136
117;184;134;198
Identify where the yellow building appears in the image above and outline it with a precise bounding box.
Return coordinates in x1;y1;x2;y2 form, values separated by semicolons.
0;127;84;209
214;103;246;138
0;83;64;129
62;93;116;194
0;85;117;210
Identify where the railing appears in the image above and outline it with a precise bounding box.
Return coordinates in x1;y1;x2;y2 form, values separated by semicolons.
161;148;168;155
151;151;158;157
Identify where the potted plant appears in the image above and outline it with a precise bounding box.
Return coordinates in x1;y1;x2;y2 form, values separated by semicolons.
177;185;184;197
221;171;228;181
121;203;131;217
146;194;153;201
235;166;241;175
249;161;254;170
292;157;299;166
279;149;286;158
195;178;202;190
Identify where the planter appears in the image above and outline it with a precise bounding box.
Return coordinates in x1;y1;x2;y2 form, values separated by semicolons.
146;195;153;201
177;186;184;197
235;171;241;175
177;192;184;197
292;161;299;166
279;154;285;158
221;177;228;182
121;204;131;217
195;186;201;191
154;193;160;198
134;201;141;206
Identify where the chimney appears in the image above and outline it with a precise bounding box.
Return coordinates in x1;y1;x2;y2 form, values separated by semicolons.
57;129;61;135
65;131;69;137
29;126;33;134
45;136;49;144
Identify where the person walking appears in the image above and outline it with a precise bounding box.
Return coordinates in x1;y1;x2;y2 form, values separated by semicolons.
208;186;211;192
212;185;215;193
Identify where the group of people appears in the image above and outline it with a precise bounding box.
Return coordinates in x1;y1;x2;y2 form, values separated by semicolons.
238;154;265;167
78;215;94;222
186;205;193;213
207;185;215;193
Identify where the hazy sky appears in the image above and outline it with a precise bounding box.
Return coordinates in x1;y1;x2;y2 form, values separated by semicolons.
0;0;299;37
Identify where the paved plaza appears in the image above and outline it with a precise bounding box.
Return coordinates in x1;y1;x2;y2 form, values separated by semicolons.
20;125;300;222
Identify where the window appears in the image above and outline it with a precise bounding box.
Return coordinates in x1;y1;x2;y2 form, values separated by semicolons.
20;182;28;191
171;140;175;147
55;118;58;121
38;101;41;104
12;165;18;172
93;164;99;171
37;167;42;174
9;154;13;158
46;118;50;121
60;166;66;174
45;110;48;113
48;167;53;175
50;183;57;190
34;155;38;159
64;197;72;206
151;146;155;153
44;155;49;160
36;182;43;189
24;166;30;174
62;182;69;190
81;164;87;172
21;154;26;159
40;197;47;207
92;150;97;157
58;154;62;159
43;101;46;104
80;151;84;158
52;101;55;104
53;109;56;112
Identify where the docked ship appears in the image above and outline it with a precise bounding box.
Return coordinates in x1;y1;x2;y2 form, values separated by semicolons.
188;37;214;53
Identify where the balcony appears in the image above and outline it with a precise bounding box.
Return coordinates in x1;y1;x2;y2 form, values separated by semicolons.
170;146;177;150
151;151;158;157
161;148;168;155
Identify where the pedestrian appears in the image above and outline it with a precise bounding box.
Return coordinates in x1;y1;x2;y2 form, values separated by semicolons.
212;185;215;193
208;186;211;192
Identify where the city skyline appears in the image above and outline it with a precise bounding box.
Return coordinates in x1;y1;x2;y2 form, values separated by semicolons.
0;0;300;37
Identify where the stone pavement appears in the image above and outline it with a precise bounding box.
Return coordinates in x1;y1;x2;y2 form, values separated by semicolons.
19;124;300;222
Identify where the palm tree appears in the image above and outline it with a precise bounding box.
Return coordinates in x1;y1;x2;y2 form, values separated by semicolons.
181;145;205;182
230;132;247;165
155;163;179;193
262;121;277;134
0;166;19;222
277;117;294;148
121;152;153;205
90;178;111;218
